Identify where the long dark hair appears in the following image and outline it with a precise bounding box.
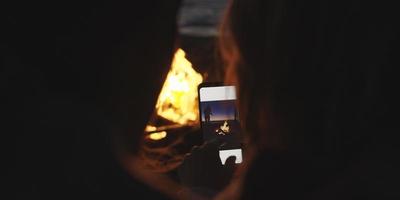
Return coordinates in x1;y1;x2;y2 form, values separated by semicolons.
219;0;398;159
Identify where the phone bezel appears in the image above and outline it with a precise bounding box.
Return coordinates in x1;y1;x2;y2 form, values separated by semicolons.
198;82;244;164
198;82;243;145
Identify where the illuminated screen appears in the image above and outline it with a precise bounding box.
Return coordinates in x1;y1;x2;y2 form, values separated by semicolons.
199;85;243;164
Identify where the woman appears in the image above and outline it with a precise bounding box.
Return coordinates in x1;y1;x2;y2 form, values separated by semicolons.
218;0;399;199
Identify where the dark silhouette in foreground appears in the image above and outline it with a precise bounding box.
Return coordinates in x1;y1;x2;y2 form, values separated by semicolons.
219;0;400;199
7;1;181;199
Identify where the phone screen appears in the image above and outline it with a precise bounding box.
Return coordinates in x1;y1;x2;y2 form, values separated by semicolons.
198;84;243;165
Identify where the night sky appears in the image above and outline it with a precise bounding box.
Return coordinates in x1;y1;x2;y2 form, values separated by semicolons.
200;100;238;122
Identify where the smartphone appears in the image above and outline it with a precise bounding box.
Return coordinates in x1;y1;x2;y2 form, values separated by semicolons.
198;82;243;165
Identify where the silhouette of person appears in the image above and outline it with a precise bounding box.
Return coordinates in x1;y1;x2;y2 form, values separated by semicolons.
8;1;183;199
204;105;212;123
234;107;238;121
217;0;400;199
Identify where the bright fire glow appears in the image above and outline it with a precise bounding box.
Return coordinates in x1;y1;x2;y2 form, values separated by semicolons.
155;48;203;125
145;125;157;132
148;131;167;140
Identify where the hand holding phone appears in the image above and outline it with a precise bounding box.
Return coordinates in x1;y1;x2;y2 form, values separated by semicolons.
177;138;237;196
177;83;243;196
198;83;243;165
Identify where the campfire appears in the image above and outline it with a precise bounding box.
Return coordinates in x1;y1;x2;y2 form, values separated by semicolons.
140;48;204;172
145;48;203;140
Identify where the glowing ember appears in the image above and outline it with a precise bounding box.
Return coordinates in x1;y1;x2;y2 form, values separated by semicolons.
148;131;167;140
215;120;230;135
145;125;157;132
155;48;203;125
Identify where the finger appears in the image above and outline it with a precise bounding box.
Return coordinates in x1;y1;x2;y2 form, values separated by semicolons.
224;156;237;168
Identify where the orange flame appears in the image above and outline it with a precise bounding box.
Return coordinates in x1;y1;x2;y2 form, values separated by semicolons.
148;131;167;140
155;48;203;125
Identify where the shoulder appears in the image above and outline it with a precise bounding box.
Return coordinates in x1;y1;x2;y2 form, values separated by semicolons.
241;150;400;199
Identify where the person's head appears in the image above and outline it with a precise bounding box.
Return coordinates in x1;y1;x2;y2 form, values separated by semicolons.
219;0;398;159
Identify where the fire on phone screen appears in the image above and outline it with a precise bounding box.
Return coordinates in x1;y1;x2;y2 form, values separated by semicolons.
198;85;243;165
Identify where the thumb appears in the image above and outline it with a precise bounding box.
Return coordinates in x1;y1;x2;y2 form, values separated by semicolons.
224;156;237;166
